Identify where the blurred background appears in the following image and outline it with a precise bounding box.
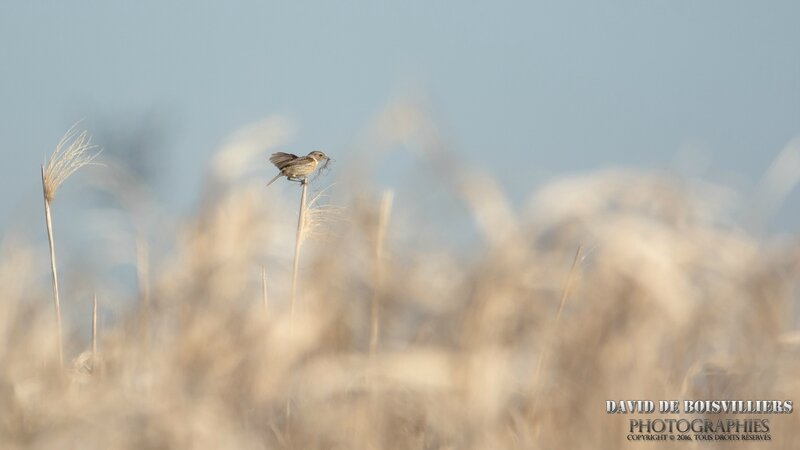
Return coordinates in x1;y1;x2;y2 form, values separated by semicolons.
1;3;799;448
1;1;798;232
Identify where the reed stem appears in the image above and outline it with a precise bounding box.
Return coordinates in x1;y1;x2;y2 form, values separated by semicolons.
41;166;64;368
370;190;394;355
290;179;308;323
533;244;583;382
92;292;97;357
261;265;269;313
285;179;308;439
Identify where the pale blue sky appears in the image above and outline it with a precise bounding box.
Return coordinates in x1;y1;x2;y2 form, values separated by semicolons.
1;1;798;231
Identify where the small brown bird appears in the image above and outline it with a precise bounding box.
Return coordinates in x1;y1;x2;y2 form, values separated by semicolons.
267;150;330;186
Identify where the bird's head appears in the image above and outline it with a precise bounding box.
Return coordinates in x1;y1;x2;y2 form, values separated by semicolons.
307;150;329;162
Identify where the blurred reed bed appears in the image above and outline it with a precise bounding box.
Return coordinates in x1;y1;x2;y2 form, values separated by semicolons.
0;106;798;449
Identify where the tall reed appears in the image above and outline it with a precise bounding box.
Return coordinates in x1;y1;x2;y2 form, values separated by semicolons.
285;179;308;438
370;189;394;355
40;168;63;367
533;244;583;387
92;292;98;357
258;267;266;313
290;179;308;323
40;126;100;368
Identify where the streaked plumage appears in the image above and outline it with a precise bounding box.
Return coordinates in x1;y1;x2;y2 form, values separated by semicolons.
267;151;329;186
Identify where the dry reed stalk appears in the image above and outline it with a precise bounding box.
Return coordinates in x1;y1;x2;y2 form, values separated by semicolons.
40;126;100;368
137;238;151;345
137;239;150;309
261;265;269;313
290;179;308;323
92;292;97;357
41;167;63;368
554;244;582;326
370;189;394;355
532;244;583;385
362;191;394;449
286;179;308;439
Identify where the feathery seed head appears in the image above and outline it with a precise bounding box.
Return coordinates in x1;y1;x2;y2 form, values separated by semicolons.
43;125;101;202
302;186;345;241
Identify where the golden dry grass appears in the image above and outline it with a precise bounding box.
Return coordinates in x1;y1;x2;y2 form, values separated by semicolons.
1;109;798;449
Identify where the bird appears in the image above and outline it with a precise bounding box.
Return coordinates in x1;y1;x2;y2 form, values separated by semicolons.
267;150;330;186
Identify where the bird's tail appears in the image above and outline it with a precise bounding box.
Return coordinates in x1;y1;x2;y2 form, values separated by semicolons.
266;173;282;187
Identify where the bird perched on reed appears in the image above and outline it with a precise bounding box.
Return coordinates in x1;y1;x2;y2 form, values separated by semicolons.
267;150;330;186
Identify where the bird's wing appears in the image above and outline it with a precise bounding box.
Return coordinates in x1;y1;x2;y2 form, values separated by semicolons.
281;156;312;167
269;152;298;169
